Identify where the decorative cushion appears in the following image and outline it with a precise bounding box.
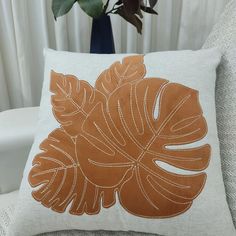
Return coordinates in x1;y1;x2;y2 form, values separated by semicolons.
7;49;236;236
203;0;236;227
0;107;39;194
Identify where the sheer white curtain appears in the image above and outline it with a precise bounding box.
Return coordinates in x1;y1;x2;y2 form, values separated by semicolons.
0;0;228;111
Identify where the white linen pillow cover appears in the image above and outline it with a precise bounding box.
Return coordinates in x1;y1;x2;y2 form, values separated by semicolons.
7;48;236;236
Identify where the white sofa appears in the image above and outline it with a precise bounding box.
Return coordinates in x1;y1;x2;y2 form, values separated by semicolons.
0;107;39;194
0;107;38;235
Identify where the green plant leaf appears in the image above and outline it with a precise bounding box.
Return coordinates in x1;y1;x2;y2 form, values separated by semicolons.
52;0;77;19
78;0;104;18
116;7;142;34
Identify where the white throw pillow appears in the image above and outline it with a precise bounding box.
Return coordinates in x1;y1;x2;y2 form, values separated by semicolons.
203;0;236;227
7;49;236;236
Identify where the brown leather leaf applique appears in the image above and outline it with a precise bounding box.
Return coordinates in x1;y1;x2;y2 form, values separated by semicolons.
50;71;106;137
29;55;211;218
29;128;121;215
95;55;146;97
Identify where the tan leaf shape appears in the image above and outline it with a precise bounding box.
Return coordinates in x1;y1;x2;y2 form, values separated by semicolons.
95;55;146;97
29;55;210;219
77;78;211;218
28;128;125;215
50;71;106;137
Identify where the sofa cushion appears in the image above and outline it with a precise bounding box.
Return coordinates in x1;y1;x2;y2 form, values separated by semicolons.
0;107;39;193
0;191;17;236
203;0;236;227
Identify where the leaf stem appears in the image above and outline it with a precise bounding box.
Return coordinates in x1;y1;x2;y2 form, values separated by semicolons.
103;0;110;13
106;5;122;15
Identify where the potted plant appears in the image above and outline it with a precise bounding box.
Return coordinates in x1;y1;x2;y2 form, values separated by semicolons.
52;0;158;53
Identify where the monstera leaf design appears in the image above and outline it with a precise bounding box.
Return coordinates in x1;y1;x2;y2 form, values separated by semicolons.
77;78;210;218
28;128;124;215
95;55;146;98
50;71;106;137
29;55;210;218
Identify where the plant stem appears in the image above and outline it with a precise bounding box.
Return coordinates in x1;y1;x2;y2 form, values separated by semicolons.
104;0;110;13
105;4;122;15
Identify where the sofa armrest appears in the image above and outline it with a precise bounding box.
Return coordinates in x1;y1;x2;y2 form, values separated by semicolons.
0;107;39;193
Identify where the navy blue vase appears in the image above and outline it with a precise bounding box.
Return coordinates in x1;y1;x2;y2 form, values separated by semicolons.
90;14;115;54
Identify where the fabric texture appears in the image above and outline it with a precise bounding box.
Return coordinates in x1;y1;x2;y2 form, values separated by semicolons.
0;0;228;111
203;0;236;227
0;191;157;236
0;191;17;236
0;107;39;194
40;231;156;236
7;48;236;236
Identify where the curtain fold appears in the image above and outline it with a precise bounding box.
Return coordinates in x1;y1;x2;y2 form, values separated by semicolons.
0;0;228;111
